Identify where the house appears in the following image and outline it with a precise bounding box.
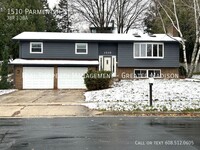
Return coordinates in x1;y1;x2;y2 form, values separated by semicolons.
10;32;180;90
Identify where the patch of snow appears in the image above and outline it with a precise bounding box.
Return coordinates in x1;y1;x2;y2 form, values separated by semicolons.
0;89;16;96
192;75;200;80
84;79;200;112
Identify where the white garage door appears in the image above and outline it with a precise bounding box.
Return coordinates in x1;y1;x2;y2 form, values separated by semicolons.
58;67;87;89
23;67;54;89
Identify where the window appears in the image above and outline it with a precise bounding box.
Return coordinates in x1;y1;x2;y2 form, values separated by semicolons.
134;70;147;78
134;43;164;58
75;43;88;54
134;69;161;78
30;42;43;53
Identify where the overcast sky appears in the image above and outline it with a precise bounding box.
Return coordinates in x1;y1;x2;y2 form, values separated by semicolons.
47;0;60;8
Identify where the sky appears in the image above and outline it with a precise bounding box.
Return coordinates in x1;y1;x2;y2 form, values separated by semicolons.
47;0;60;8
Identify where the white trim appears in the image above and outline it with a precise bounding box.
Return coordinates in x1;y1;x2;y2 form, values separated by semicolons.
133;43;164;59
112;56;117;77
10;59;99;65
99;56;104;71
30;42;43;54
99;55;117;77
134;69;161;78
75;43;88;54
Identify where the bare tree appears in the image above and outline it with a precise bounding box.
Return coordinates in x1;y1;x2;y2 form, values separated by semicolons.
188;0;200;77
155;0;200;77
72;0;117;33
155;0;188;73
115;0;149;33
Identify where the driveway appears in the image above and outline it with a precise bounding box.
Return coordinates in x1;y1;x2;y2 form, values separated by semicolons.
0;90;100;117
0;90;85;104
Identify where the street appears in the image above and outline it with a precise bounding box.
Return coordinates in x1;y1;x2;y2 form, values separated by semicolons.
0;117;200;150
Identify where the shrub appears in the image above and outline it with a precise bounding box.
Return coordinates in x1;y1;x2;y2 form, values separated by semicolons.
84;70;112;91
179;66;187;77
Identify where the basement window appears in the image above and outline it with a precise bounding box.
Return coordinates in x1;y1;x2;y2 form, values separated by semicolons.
134;69;161;78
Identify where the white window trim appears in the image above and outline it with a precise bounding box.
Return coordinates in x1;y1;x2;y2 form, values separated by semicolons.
75;43;88;54
134;69;161;78
133;43;164;59
30;42;43;54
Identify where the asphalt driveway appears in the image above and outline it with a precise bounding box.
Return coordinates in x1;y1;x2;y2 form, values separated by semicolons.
0;90;99;117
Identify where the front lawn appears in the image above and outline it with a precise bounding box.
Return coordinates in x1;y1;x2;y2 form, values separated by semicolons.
84;77;200;112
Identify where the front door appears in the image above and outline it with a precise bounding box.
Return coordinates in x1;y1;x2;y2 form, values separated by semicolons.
103;57;112;71
99;56;116;77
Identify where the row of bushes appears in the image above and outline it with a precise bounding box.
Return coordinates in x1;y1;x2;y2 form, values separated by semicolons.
84;70;112;91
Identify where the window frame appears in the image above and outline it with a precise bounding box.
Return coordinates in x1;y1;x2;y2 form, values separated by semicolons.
134;69;161;78
30;42;43;54
134;43;164;59
75;43;88;54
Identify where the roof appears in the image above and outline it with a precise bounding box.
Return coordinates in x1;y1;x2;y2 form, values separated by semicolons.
10;59;99;66
12;32;181;42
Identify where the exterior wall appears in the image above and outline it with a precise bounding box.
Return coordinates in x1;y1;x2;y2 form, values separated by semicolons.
20;40;179;69
117;67;179;79
98;43;118;56
88;66;98;71
54;66;58;90
118;42;179;67
161;68;179;78
14;65;23;89
20;41;99;60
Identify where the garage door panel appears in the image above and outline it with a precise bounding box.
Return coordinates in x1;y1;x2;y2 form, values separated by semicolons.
58;67;87;89
23;67;54;89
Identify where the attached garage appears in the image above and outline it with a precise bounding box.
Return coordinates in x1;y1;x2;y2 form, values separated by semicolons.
58;67;87;89
23;67;54;89
11;59;99;90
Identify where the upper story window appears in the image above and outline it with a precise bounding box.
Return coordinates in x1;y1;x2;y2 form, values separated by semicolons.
30;42;43;54
75;43;88;54
134;43;164;58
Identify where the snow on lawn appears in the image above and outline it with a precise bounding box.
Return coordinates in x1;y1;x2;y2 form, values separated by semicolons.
0;89;16;96
84;79;200;112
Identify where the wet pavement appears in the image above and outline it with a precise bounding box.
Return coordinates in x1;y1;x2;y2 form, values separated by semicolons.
0;117;200;150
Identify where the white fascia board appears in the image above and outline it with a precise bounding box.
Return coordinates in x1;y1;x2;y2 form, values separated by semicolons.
10;59;99;65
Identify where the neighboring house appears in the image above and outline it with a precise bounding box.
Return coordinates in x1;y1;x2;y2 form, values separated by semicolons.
10;32;180;90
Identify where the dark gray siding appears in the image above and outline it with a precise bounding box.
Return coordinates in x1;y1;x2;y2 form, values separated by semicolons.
118;42;179;67
99;43;117;56
20;41;98;60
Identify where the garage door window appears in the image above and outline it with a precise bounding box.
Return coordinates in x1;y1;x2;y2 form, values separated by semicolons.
75;43;88;54
30;42;43;53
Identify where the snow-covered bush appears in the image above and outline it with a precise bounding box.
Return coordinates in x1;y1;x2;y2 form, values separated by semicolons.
84;70;112;91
